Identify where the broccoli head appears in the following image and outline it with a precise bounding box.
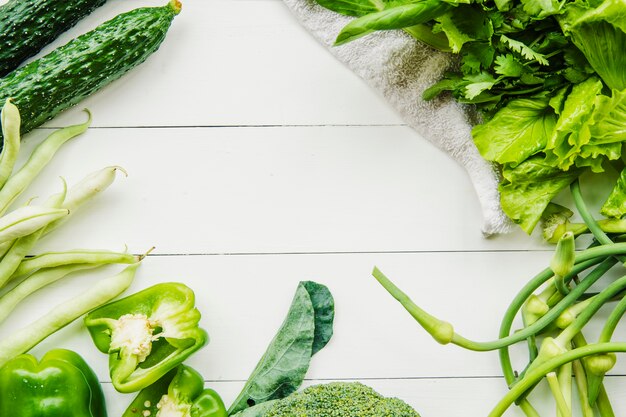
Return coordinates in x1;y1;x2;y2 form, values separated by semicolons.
254;382;420;417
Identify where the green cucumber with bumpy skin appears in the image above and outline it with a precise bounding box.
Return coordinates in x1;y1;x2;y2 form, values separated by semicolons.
0;0;109;77
0;0;181;141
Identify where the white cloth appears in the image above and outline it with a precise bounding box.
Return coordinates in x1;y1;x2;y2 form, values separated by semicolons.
282;0;514;234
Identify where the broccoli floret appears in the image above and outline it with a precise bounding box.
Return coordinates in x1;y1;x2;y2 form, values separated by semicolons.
261;382;420;417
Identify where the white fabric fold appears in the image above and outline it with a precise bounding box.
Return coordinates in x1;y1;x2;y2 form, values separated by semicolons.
282;0;515;234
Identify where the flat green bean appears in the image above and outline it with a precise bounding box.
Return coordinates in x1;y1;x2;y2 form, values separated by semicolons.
0;262;138;368
12;249;137;281
0;111;91;215
0;263;98;324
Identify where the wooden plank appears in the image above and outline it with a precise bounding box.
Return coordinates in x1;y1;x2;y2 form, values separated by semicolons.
101;376;626;416
8;252;626;383
4;0;404;128
13;126;544;254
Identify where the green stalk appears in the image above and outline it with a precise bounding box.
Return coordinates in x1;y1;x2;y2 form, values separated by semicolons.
571;181;614;247
547;371;571;417
373;260;612;351
572;359;594;417
489;343;626;417
556;275;626;346
557;358;572;417
572;333;615;417
499;258;615;384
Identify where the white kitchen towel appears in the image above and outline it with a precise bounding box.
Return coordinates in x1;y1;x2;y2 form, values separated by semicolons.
282;0;515;235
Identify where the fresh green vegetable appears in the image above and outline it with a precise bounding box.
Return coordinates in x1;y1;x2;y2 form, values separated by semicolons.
123;365;227;417
0;206;68;245
0;262;138;368
0;0;181;141
0;263;99;324
0;0;108;77
11;249;137;281
316;0;626;233
84;282;208;393
232;382;420;417
228;281;335;415
369;180;626;415
0;348;106;417
0;110;91;215
0;100;21;189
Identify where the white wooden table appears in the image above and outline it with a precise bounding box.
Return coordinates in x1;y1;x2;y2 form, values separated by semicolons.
2;0;626;415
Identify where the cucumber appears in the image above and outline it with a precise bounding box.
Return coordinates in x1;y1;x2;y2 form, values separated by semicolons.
0;0;108;77
0;0;181;140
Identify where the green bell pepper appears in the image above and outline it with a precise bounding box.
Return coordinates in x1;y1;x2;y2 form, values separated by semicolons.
84;282;208;393
0;349;107;417
123;364;227;417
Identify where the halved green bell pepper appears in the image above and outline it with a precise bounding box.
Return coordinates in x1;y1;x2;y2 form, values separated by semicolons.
123;364;227;417
0;349;106;417
84;282;208;393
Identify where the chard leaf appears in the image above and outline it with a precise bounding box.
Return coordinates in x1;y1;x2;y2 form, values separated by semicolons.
500;35;549;65
494;54;525;77
228;282;334;415
472;97;557;165
560;0;626;90
334;0;450;45
601;167;626;218
500;156;585;233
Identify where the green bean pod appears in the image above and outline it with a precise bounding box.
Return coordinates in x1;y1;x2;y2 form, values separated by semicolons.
0;206;68;245
0;262;139;368
11;249;138;280
44;165;126;234
0;263;99;324
0;111;90;215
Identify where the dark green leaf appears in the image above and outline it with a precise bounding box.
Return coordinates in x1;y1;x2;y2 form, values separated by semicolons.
422;76;462;100
301;281;334;355
434;6;493;52
335;0;450;45
460;41;495;73
227;284;315;415
230;400;278;417
314;0;383;17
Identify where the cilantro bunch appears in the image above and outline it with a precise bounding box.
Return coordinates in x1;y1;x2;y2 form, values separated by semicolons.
315;0;626;235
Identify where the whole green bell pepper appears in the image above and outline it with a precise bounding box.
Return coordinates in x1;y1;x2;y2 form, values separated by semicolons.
123;364;227;417
84;282;208;393
0;349;107;417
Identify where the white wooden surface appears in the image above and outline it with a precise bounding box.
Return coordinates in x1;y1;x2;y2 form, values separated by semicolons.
1;0;623;416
